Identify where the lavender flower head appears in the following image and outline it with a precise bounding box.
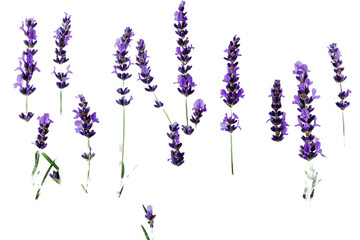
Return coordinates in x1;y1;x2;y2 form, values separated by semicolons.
14;18;40;121
167;122;185;166
220;35;244;107
112;27;134;106
35;113;53;149
328;43;351;110
174;1;196;96
145;205;156;228
53;12;72;89
292;61;322;161
220;112;241;133
49;170;61;184
267;79;289;142
73;94;99;139
190;99;207;126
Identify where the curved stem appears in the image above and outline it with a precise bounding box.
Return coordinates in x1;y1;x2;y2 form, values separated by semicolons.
153;92;172;125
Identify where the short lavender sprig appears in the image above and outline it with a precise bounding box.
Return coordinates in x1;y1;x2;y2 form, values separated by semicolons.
328;43;350;144
136;39;172;125
267;79;289;142
33;113;60;200
220;35;244;175
14;18;40;122
112;27;134;196
73;94;99;193
141;204;156;240
174;1;198;135
167;122;185;166
53;13;72;115
292;61;323;201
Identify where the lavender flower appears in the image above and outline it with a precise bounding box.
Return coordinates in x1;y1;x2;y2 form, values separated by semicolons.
73;94;99;193
33;113;60;199
14;18;40;122
174;1;196;97
35;113;54;149
135;38;172;125
293;61;323;201
167;122;185;166
174;1;206;136
113;27;134;196
190;99;207;126
292;61;322;161
220;35;244;175
52;13;72;115
328;43;350;143
145;205;156;228
50;170;61;184
267;80;289;142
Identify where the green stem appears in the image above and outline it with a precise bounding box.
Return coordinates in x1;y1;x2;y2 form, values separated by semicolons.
86;138;91;192
342;110;345;147
26;95;28;115
185;97;189;128
121;105;125;179
230;107;234;175
60;90;63;116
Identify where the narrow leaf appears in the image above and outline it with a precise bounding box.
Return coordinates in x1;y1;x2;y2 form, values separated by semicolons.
118;185;124;198
41;152;59;170
141;225;150;240
121;161;125;179
142;204;147;214
32;151;40;176
81;184;88;194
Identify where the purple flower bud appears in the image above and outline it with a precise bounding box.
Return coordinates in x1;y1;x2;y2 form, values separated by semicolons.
220;113;241;133
167;122;185;166
49;170;61;184
190;99;207;125
145;205;156;228
73;95;99;138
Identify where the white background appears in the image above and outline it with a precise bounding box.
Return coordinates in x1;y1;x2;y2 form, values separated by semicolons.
1;0;359;239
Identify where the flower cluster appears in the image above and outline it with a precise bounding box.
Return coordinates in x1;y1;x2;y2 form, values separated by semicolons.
220;113;240;133
174;1;196;96
112;27;134;106
35;113;54;149
220;35;244;107
50;170;61;184
328;43;351;110
14;18;40;121
167;122;185;166
145;205;156;228
190;99;207;126
292;61;322;161
73;94;99;139
267;79;288;142
53;13;72;89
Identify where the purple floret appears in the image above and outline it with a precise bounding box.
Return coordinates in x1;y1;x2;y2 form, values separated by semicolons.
190;99;207;125
73;94;99;138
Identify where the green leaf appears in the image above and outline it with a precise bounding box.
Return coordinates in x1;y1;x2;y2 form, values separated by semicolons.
118;185;124;198
121;161;125;179
141;225;150;240
142;204;147;214
35;164;53;200
32;151;40;176
81;184;88;194
41;152;59;170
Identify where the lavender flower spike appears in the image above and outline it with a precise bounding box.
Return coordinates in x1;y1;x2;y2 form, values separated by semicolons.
113;27;134;196
328;43;350;144
73;94;99;193
267;79;289;142
175;1;202;135
35;113;54;149
167;122;185;166
135;39;172;125
292;61;323;201
220;35;244;175
15;18;40;122
53;13;72;115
